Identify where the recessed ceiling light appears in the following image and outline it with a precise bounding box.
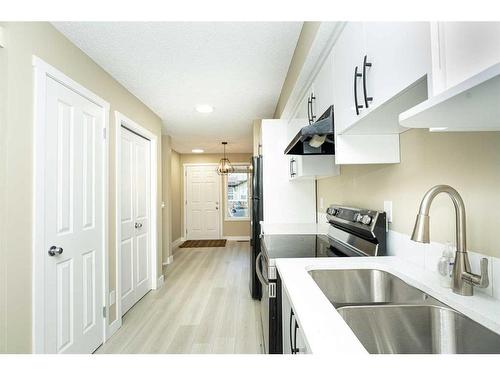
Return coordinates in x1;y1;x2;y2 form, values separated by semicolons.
195;104;214;114
192;149;204;153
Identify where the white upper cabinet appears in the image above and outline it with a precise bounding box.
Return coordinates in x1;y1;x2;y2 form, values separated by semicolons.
287;85;313;141
436;22;500;92
313;47;335;117
400;22;500;132
364;22;430;112
334;22;431;135
332;22;366;134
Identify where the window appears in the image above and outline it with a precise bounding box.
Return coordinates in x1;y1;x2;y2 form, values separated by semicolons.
225;172;250;220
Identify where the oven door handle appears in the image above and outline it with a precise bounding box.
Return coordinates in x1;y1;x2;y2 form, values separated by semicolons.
256;252;269;286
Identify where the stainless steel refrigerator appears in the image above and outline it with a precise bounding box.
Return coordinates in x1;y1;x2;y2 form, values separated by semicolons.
249;156;263;300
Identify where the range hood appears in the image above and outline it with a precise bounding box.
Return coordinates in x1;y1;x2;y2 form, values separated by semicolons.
284;105;335;155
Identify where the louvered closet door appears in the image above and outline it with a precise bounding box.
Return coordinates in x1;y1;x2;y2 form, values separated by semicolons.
120;127;151;316
44;77;104;354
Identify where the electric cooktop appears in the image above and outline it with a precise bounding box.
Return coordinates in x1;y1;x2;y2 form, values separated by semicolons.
261;234;350;265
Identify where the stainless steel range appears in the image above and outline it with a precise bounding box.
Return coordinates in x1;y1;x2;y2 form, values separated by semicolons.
256;205;387;354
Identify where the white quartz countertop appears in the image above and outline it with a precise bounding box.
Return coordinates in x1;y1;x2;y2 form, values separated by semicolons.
276;256;500;355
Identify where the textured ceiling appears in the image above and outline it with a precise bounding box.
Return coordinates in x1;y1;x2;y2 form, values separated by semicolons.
53;22;303;153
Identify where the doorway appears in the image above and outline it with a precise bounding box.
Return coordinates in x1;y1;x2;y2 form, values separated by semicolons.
114;112;159;325
184;164;222;240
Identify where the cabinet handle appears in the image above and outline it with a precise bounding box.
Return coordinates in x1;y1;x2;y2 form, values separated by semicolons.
362;55;373;108
290;159;296;177
307;95;312;124
294;320;300;354
289;310;296;354
354;66;363;115
309;94;316;125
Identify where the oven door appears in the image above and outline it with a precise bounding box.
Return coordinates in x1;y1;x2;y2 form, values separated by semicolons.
256;252;270;353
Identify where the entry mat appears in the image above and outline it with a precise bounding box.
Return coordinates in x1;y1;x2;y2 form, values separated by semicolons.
179;239;227;248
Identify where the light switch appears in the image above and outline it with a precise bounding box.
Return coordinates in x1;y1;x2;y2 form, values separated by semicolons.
384;201;393;223
319;197;324;210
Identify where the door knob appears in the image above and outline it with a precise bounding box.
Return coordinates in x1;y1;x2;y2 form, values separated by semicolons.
48;246;63;256
135;222;143;229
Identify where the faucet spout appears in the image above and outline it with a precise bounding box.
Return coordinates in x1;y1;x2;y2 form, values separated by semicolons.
411;185;488;296
411;185;467;253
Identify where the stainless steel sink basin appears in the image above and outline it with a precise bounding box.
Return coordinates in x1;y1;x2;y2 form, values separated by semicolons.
337;304;500;354
309;269;437;307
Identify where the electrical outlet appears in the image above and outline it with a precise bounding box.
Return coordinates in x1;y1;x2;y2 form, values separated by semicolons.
384;201;393;223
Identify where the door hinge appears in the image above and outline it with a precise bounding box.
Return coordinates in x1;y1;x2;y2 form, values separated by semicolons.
102;306;106;318
102;127;107;140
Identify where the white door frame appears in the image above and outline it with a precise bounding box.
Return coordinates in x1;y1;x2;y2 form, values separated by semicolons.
183;163;223;240
32;56;110;353
113;111;159;334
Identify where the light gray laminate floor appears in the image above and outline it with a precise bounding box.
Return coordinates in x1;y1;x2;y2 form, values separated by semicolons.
96;241;264;354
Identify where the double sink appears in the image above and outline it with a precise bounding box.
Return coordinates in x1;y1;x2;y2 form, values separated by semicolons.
309;269;500;354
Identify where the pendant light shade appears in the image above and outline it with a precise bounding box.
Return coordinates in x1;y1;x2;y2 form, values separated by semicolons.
217;142;234;175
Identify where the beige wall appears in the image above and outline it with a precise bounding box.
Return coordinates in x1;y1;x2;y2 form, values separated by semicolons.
170;150;182;242
273;22;321;119
317;129;500;257
178;153;252;239
162;135;173;262
0;22;164;352
0;23;7;353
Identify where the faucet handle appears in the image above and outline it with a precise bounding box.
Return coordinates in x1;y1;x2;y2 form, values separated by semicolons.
478;258;490;288
462;258;489;289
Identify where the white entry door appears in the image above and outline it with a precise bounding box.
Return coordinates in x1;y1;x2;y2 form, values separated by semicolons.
44;77;104;353
185;166;221;239
120;127;152;315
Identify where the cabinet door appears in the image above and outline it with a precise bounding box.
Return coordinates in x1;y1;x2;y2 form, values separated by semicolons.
294;323;309;354
282;287;293;354
439;22;500;90
364;22;431;111
333;22;366;133
287;86;312;142
314;48;335;117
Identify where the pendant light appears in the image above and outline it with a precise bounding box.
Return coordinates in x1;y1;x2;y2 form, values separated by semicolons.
217;141;234;175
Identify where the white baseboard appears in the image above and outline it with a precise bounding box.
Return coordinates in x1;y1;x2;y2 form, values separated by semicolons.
105;317;122;341
224;236;250;241
171;237;184;248
162;255;174;266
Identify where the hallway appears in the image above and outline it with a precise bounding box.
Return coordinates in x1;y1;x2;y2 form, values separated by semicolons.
96;241;263;354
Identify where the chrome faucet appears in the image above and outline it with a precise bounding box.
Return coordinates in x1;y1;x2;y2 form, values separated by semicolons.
411;185;489;296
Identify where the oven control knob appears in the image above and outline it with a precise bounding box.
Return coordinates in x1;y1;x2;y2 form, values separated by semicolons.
354;213;362;222
328;207;338;216
361;215;372;225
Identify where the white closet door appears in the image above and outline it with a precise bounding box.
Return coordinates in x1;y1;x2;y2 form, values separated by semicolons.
185;166;221;239
120;127;151;315
44;76;104;354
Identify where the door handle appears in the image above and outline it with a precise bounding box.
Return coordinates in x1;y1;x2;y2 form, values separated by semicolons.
48;246;63;256
135;222;143;229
